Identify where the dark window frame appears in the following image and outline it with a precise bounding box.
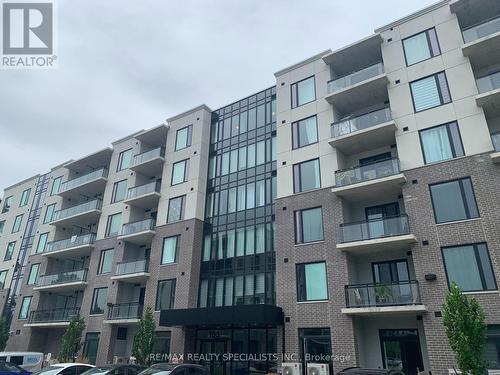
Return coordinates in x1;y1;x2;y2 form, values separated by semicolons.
27;263;40;285
167;195;186;223
18;296;32;319
291;115;318;149
402;27;442;67
291;76;316;109
97;248;114;275
111;179;127;203
19;188;31;207
105;213;122;237
161;235;180;265
175;125;193;151
117;148;133;172
155;279;176;311
171;159;189;186
90;287;108;315
51;176;63;196
293;158;321;193
410;71;452;113
296;261;328;302
419;121;465;164
294;206;324;244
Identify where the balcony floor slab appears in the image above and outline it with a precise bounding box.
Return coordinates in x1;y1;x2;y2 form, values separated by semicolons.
33;281;88;292
117;230;155;245
491;151;500;163
43;244;94;259
332;173;406;200
110;272;150;283
337;234;417;253
341;304;427;316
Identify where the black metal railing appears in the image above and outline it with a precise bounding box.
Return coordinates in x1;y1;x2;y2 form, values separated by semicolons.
335;158;401;187
28;307;80;323
107;303;143;320
345;280;421;308
339;214;411;243
331;107;392;138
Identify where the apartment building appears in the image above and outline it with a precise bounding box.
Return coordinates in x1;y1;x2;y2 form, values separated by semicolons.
1;0;500;374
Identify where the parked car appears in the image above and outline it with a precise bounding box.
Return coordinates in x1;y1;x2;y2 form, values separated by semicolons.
0;352;44;372
138;363;209;375
80;365;146;375
0;361;31;375
32;363;94;375
337;368;405;375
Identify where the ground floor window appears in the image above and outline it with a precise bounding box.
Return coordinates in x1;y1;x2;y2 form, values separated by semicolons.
153;331;172;360
379;329;424;375
298;328;332;367
83;332;100;364
486;325;500;369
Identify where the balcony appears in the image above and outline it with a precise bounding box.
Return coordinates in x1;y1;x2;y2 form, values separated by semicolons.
123;181;161;209
34;269;88;292
50;199;102;227
110;259;150;283
117;218;155;244
25;307;80;327
130;147;165;176
337;214;416;253
462;16;500;58
491;132;500;163
331;158;406;199
475;71;500;108
329;108;396;154
342;281;426;315
325;62;388;113
104;303;143;324
58;168;107;197
43;233;96;258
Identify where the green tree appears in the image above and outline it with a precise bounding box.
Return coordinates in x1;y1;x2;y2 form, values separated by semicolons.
58;315;86;362
132;306;156;365
443;282;488;375
0;317;9;351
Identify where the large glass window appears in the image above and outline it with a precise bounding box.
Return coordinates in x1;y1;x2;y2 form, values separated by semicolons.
4;241;15;261
292;116;318;149
0;270;8;289
420;122;464;164
293;159;321;193
295;207;324;244
27;264;39;285
299;328;332;366
442;243;496;292
291;76;316;108
156;279;176;311
403;28;441;66
485;325;500;369
296;262;328;302
83;333;100;365
430;177;479;223
0;221;4;235
175;125;193;151
171;159;189;185
36;233;49;253
19;188;31;207
410;72;451;112
19;296;32;319
168;196;185;223
51;176;62;195
12;214;23;233
2;196;12;213
98;249;114;274
43;203;56;224
90;287;108;314
162;236;179;264
105;213;122;237
111;180;127;203
117;149;133;171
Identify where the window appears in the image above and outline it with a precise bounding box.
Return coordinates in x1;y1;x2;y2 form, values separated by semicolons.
2;196;13;213
296;262;328;302
111;180;127;203
299;328;332;367
295;207;324;244
0;270;7;289
410;72;451;112
171;159;189;185
12;214;23;233
27;264;39;285
90;287;108;314
156;279;176;311
175;125;193;150
19;188;31;207
19;296;32;319
83;333;100;365
430;177;479;223
442;243;496;292
43;204;56;223
36;233;49;253
4;241;15;261
167;196;185;223
292;116;318;149
403;28;441;66
162;236;179;264
293;159;321;193
291;76;316;108
105;213;122;237
51;176;62;195
0;221;4;235
98;249;114;274
153;332;171;359
485;325;500;369
117;149;133;171
420;122;464;164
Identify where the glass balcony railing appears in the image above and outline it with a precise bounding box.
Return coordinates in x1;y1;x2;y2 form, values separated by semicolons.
121;218;155;236
345;280;421;308
132;147;165;167
492;132;500;152
51;199;102;222
107;303;143;320
60;168;107;193
127;181;161;200
36;269;88;287
335;158;401;187
28;307;80;323
463;16;500;43
45;233;96;253
476;71;500;93
331;107;392;138
115;259;149;276
328;62;384;94
339;214;411;243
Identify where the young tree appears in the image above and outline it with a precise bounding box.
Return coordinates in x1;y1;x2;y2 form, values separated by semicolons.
0;317;9;351
132;306;156;365
58;315;86;362
443;282;488;375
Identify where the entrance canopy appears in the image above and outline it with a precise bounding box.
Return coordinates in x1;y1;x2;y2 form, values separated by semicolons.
159;305;284;327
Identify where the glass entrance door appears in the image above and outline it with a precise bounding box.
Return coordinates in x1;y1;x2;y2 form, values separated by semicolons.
199;339;227;375
380;329;424;375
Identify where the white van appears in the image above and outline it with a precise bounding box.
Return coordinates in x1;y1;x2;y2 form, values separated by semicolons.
0;352;44;371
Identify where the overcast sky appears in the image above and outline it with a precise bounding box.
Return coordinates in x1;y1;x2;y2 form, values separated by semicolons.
0;0;438;192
